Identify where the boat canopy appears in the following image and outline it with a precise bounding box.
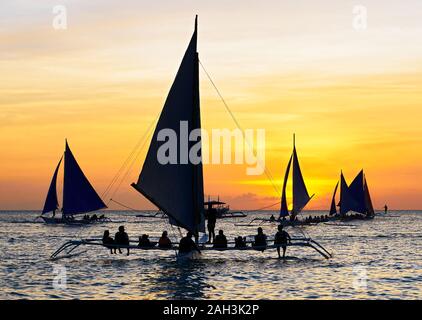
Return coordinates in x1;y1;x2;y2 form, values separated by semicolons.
132;16;205;235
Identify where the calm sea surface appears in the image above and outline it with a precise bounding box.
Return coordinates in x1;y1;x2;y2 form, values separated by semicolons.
0;210;420;299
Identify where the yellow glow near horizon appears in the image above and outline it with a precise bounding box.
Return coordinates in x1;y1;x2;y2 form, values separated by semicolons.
1;1;422;210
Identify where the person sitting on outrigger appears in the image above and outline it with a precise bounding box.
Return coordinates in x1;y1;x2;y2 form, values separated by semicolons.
269;214;275;222
213;230;228;249
234;236;247;248
274;225;291;259
90;214;98;221
253;227;267;251
102;230;115;254
158;231;172;249
99;214;105;220
178;231;200;254
138;234;154;248
115;226;130;256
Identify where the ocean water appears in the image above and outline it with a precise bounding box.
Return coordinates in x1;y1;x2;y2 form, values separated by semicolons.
0;210;420;300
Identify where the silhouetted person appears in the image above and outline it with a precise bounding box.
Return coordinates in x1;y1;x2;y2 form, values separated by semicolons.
274;225;291;259
158;231;172;249
52;209;56;218
207;208;217;243
115;225;130;255
178;231;200;254
213;230;228;249
91;214;98;221
234;236;247;248
384;204;388;214
138;234;154;248
269;214;275;222
102;230;115;254
253;227;267;251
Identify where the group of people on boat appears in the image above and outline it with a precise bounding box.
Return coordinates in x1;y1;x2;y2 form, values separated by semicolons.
83;214;106;222
102;224;292;259
304;215;330;223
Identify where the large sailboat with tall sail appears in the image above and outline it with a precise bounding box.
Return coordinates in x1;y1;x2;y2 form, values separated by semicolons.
50;16;332;261
40;140;108;224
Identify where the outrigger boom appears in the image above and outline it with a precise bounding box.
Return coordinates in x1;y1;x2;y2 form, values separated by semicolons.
50;237;332;260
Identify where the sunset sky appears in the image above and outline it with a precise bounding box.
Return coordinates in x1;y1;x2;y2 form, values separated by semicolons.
1;0;422;210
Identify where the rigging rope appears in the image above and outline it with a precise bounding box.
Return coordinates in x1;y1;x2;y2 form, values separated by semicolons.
199;59;280;196
199;60;311;239
109;199;141;212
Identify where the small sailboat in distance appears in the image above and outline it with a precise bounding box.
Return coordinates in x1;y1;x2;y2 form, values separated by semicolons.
279;135;314;224
41;140;108;224
332;170;375;220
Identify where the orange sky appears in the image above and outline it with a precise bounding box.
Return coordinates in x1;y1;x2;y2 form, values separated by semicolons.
1;1;422;210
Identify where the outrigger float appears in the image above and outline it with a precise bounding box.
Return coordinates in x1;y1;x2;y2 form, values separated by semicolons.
51;16;331;260
50;237;332;260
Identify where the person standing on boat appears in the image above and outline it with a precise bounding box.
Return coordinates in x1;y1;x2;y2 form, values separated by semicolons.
178;231;200;254
115;226;130;256
158;231;172;249
52;209;56;218
207;207;217;243
253;227;267;251
274;225;291;259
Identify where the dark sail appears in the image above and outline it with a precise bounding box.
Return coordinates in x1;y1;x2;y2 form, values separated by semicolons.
364;177;375;215
348;170;366;214
329;181;339;215
339;172;359;215
291;145;312;217
42;157;62;214
62;141;107;215
131;17;205;234
279;154;292;218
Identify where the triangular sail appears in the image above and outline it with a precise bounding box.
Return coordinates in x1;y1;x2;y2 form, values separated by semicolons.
329;181;339;215
62;141;107;215
279;154;293;218
42;157;62;214
348;170;366;214
364;177;375;216
291;146;312;216
339;172;359;215
131;17;205;234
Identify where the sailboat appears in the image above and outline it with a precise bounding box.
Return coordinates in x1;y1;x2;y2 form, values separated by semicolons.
50;16;332;260
278;135;314;225
40;140;108;224
330;170;375;220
